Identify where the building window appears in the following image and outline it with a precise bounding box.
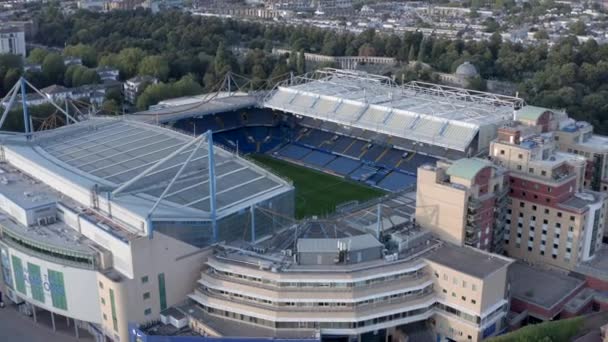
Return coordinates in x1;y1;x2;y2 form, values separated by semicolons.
529;168;534;173
556;223;561;228
110;289;118;332
472;284;477;291
103;314;107;321
101;298;105;305
528;246;533;251
452;292;456;297
141;276;149;284
471;299;476;304
443;289;447;294
545;209;550;214
557;212;562;218
518;153;523;159
144;308;152;316
543;219;549;224
158;273;167;311
461;296;467;301
520;202;525;208
542;170;547;176
570;216;576;221
532;205;537;211
143;292;150;300
541;251;545;255
517;165;522;170
500;150;505;155
531;216;536;221
99;281;104;289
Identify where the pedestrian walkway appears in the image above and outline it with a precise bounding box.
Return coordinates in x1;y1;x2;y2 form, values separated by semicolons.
0;304;93;342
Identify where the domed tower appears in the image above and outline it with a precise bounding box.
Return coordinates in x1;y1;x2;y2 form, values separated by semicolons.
455;61;479;79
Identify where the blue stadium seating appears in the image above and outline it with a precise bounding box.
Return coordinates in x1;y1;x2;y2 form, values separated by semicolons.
361;145;386;163
398;153;437;174
301;150;336;167
377;171;417;192
325;157;361;176
172;109;445;194
349;165;378;181
342;140;367;158
376;149;404;168
277;144;312;160
330;136;356;153
298;129;334;148
367;169;389;185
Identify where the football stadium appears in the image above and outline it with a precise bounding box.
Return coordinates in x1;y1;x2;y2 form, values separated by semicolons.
137;68;523;217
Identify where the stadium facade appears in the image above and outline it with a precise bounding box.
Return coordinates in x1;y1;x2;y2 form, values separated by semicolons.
136;194;513;342
2;69;608;342
0;117;294;342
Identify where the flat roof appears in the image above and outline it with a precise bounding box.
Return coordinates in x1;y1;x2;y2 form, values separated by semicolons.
265;69;522;152
425;243;512;279
129;93;257;124
297;234;383;253
510;262;584;311
0;213;100;256
0;165;56;210
2;117;292;223
577;248;608;281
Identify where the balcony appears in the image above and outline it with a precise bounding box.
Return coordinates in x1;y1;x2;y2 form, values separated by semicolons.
465;232;479;245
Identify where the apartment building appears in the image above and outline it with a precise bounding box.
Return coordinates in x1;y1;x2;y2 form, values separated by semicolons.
554;120;608;193
124;75;158;105
490;125;606;271
415;158;509;253
0;24;26;58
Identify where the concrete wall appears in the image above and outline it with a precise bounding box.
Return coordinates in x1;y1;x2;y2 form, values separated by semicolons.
416;167;468;246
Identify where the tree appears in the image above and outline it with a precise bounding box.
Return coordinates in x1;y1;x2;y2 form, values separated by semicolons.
483;17;500;33
534;30;549;40
3;68;22;93
138;56;170;81
214;42;232;76
63;44;98;67
100;99;120;115
569;20;587;36
358;43;376;57
28;48;49;64
42;53;66;85
296;50;306;75
116;48;146;79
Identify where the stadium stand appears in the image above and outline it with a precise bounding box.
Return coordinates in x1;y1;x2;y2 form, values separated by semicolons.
377;171;417;192
171;107;439;193
301;150;336;167
277;144;312;160
325;157;362;176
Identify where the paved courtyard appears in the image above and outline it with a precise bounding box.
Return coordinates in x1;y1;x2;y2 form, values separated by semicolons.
0;305;93;342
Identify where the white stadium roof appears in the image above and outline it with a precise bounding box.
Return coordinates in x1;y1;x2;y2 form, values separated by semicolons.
1;118;292;226
265;69;523;152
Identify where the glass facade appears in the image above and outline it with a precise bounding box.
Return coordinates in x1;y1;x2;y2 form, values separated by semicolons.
48;269;67;310
11;255;26;294
27;263;44;302
158;273;167;311
153;189;295;248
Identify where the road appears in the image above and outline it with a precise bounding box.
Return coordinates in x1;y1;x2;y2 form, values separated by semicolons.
0;305;90;342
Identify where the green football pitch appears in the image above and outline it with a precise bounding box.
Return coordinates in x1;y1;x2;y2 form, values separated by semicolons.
251;154;386;219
